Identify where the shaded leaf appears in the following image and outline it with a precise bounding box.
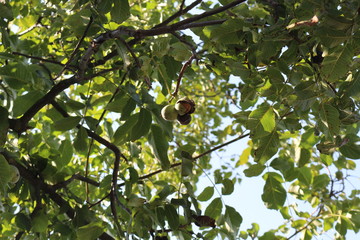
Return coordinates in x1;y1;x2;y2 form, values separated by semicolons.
222;178;234;195
164;204;179;230
54;117;81;131
13;91;44;117
319;103;340;137
321;44;353;82
0;155;11;192
262;172;286;209
113;114;138;144
130;108;152;141
74;127;89;152
244;163;266;177
205;197;222;219
57;139;73;168
110;0;130;24
340;143;360;159
192;215;216;228
15;213;32;231
254;131;280;164
31;211;49;233
76;221;104;240
0;106;9;147
149;124;170;170
225;205;242;234
197;187;214;202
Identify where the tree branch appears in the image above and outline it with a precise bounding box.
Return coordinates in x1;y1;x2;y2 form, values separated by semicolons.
1;152;114;240
9;77;78;134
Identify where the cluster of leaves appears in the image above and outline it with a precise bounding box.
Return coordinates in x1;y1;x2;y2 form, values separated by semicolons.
0;0;359;239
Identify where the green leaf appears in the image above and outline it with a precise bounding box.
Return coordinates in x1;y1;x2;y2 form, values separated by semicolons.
247;106;275;138
57;139;73;168
319;103;340;137
130;108;152;141
74;127;89;152
210;19;244;44
105;94;129;113
15;213;32;231
164;204;179;230
253;131;280;164
340;143;360;159
225;205;242;234
110;0;130;24
236;147;251;166
76;221;104;240
0;155;11;192
221;178;234;195
313;174;330;190
244;163;266;177
66;99;85;111
120;97;137;121
297;167;313;186
181;156;193;177
148;124;170;170
113;114;139;144
155;206;166;228
54;117;81;131
205;197;222;219
321;44;353;82
0;4;13;20
169;42;192;62
13;91;44;117
262;172;286;209
31;211;49;233
197;187;214;202
341;72;360;97
0;106;9;147
127;167;138;184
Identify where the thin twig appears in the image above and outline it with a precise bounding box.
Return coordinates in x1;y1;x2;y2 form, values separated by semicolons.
55;16;94;80
119;133;250;186
12;51;66;66
52;174;100;190
153;0;203;28
170;54;197;101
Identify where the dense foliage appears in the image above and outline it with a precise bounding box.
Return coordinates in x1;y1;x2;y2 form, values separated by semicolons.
1;0;360;239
